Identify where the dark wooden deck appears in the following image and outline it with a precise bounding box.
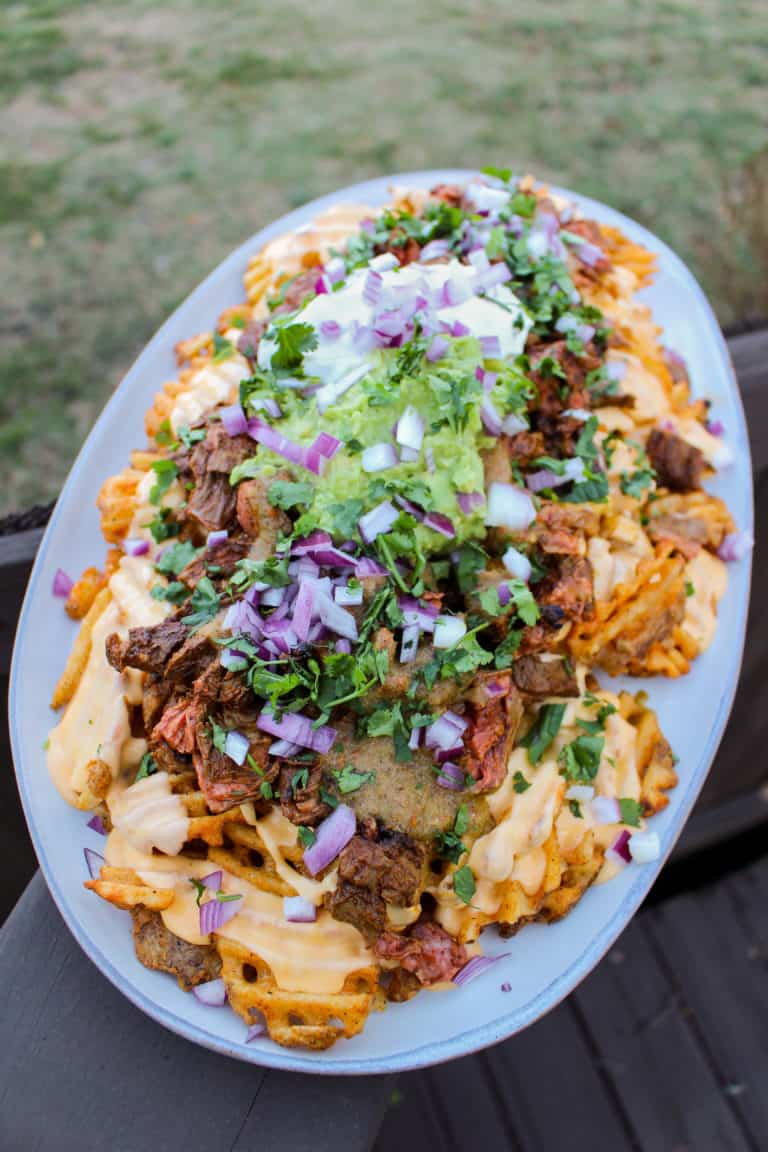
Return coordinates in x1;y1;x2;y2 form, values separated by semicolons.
375;853;768;1152
1;325;766;1150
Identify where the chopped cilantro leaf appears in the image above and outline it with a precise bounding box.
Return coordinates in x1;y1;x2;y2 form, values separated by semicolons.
178;424;206;449
569;799;583;818
149;459;179;506
619;798;643;827
327;498;365;538
268;479;314;510
454;802;470;837
259;781;274;801
150;580;188;605
189;878;206;906
212;333;234;363
146;508;179;543
453;865;476;905
620;467;656;499
155;539;200;576
494;628;523;669
520;702;566;765
685;580;696;597
513;771;531;793
291;768;310;793
297;826;316;849
269;322;318;373
209;719;228;755
135;752;158;782
332;764;376;794
558;734;604;783
181;576;220;630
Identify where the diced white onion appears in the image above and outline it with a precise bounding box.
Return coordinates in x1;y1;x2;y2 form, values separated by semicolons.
334;584;363;607
361;442;398;473
502;546;532;582
433;615;467;649
485;482;536;531
629;831;660;863
565;785;595;803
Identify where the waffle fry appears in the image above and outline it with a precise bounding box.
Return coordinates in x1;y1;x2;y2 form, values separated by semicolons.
218;937;378;1050
85;865;176;912
618;692;678;813
51;587;112;709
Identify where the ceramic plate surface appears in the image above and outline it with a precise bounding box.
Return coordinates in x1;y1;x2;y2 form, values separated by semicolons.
10;171;752;1074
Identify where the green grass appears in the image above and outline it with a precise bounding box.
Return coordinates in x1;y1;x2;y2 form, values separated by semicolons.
1;0;767;513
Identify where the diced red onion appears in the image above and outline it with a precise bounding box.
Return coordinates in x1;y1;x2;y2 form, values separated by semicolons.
354;556;388;578
248;418;316;472
426;335;449;362
225;729;250;766
261;586;285;608
479;335;501;358
408;725;422;751
440;275;474;307
578;324;595;342
84;847;105;879
192;978;227;1007
555;314;578;334
435;762;464;791
86;814;106;836
605;829;632;866
706;419;725;437
453;952;511;986
363;269;383;305
485;482;536;531
420;238;451;262
501;982;513;993
474;262;512;292
395;406;425;451
370;252;399;272
359;500;399;543
313;431;343;459
575;241;606;268
303;804;356;876
257;709;337;754
629;831;660;863
334;584;363;607
447;319;470;338
314;276;328;295
425;447;436;473
423;511;456;538
362;442;398;472
319;319;342;341
502;545;531;582
53;568;74;598
316;588;359;641
605;360;626;381
201;870;223;891
335;638;352;654
400;446;420;464
269;738;302;757
206;529;228;550
249;396;282;420
497;582;511;607
200;893;242;935
123;537;150;557
475;366;498;392
526;468;561;493
468;247;491;273
324;256;346;284
220;403;248;436
245;1022;267;1043
591;796;621;825
425;712;467;751
399;595;438;633
434;615;467;648
283;895;317;923
457;490;484;515
400;623;420;664
466;182;510;214
718;530;753;562
481;396;503;436
291;581;315;643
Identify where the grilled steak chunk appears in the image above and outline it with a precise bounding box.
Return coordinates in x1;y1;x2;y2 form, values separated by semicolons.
511;654;579;698
375;921;468;985
178;533;251;587
106;620;188;674
537;555;595;622
647;428;704;492
165;632;217;683
460;673;524;792
235;475;291;554
131;908;221;990
279;763;331;827
186;425;253;532
193;717;274;813
327;832;425;941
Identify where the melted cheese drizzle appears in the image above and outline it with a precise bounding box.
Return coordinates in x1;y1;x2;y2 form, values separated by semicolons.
47;555;169;804
109;771;188;857
588;517;653;602
682;550;728;651
105;822;372;994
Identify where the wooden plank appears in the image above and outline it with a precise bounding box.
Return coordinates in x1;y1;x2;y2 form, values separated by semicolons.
484;999;635;1151
727;854;768;955
673;788;768;860
431;1052;520;1151
373;1071;449;1149
730;329;768;473
0;874;394;1152
573;919;752;1152
647;863;768;1144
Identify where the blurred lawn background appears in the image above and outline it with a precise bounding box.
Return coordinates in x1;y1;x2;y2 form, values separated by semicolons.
1;0;767;514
